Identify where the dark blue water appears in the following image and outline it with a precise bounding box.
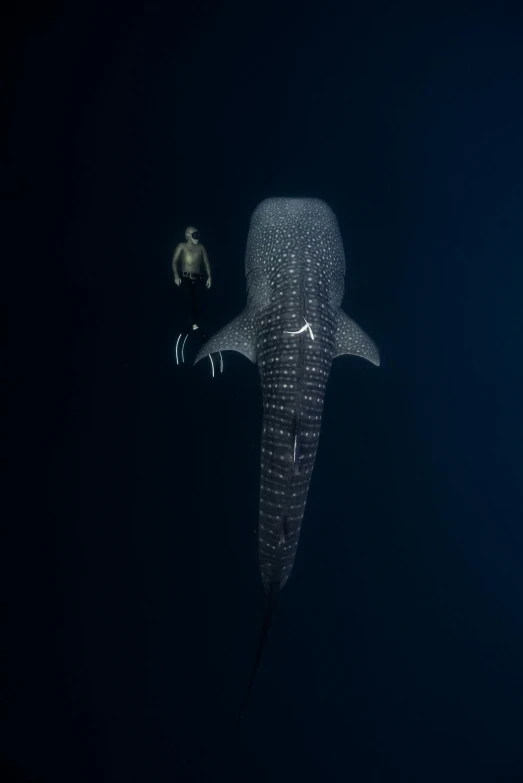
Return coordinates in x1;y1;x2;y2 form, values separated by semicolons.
5;1;523;781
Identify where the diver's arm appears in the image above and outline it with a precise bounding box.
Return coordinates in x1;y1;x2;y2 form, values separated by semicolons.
202;246;212;288
172;245;182;285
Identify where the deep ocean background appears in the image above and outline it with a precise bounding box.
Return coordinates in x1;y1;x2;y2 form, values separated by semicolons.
4;1;523;781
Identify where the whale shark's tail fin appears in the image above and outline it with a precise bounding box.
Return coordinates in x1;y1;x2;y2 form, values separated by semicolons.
236;581;279;727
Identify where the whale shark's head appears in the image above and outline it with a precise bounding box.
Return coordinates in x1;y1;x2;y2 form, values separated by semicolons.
244;197;346;312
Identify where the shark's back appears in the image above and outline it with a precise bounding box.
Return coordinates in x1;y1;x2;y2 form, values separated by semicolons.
244;199;346;591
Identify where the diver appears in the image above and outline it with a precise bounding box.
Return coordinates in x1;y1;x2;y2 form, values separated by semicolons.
172;226;221;373
172;226;212;332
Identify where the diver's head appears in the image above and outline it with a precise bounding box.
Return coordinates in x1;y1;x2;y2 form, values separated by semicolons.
185;226;200;244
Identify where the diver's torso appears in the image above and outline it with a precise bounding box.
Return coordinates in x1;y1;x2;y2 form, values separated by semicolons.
180;243;204;274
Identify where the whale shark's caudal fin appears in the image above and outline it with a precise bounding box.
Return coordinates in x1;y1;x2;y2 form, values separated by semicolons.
236;581;279;727
333;310;381;366
193;309;257;366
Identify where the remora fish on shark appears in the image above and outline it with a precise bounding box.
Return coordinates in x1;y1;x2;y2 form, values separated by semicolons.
194;197;379;719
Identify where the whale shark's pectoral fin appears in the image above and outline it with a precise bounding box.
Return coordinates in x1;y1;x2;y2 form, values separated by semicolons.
193;309;257;366
333;309;380;366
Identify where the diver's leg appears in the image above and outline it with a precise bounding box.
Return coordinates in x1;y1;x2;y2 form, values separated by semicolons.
190;279;200;329
180;277;194;328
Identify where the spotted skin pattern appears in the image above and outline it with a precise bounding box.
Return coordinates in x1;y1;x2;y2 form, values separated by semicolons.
195;198;379;593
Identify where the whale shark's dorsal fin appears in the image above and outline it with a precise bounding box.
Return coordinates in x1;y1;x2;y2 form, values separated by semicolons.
193;309;257;365
334;310;380;366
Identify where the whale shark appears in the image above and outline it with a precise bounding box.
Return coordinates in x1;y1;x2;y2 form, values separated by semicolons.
194;197;379;720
